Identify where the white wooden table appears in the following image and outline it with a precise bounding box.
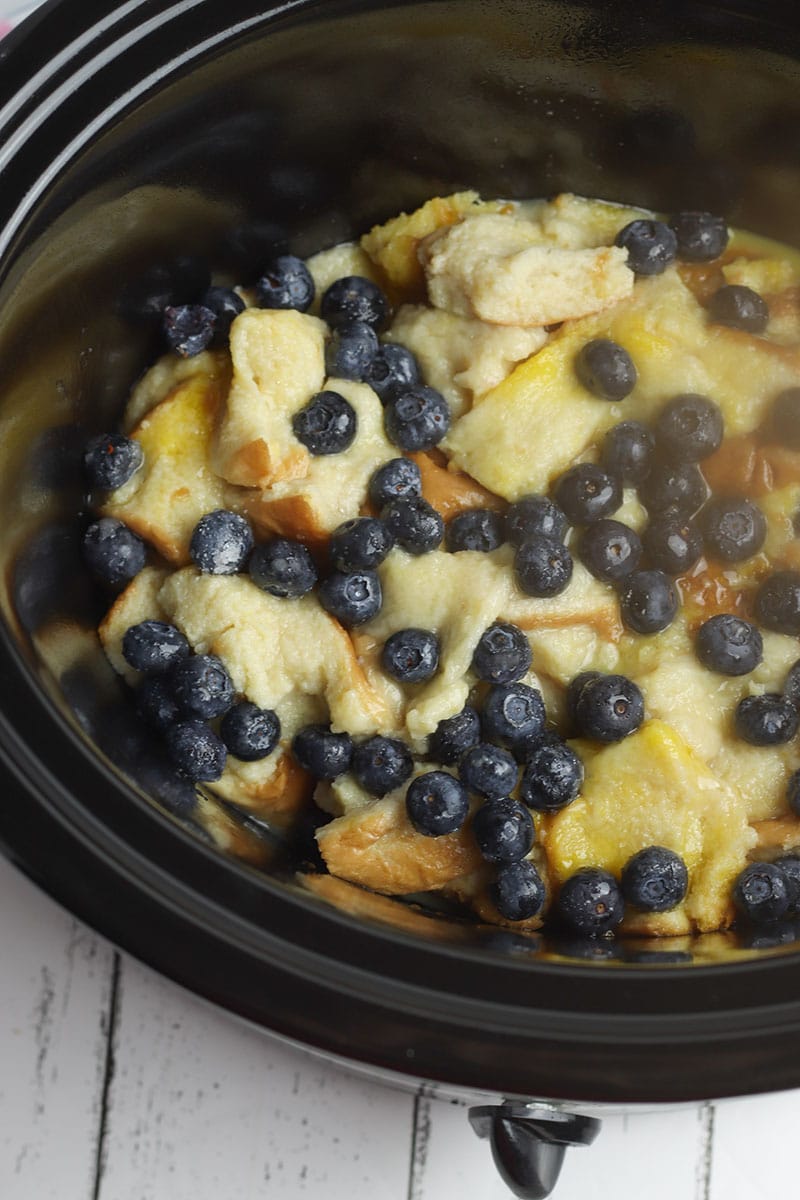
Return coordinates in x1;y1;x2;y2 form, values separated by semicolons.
2;4;800;1195
1;850;798;1200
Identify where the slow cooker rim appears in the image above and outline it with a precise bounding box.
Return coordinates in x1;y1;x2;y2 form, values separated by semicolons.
4;0;800;1103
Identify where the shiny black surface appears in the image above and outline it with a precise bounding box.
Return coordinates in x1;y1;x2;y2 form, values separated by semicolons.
3;0;800;1102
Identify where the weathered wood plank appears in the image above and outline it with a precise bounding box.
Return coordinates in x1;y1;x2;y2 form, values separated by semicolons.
96;952;415;1200
0;857;115;1200
709;1089;800;1199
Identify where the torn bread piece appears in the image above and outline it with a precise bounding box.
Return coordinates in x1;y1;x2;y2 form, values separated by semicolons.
241;377;397;550
306;242;380;314
420;212;633;327
542;721;757;934
103;367;237;564
444;265;800;500
98;565;170;683
387;305;547;417
158;569;391;737
214;307;326;489
317;788;483;894
360;190;506;298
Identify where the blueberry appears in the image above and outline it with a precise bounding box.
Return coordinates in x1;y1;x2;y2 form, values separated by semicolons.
255;255;315;311
83;518;147;588
566;671;604;727
577;519;642;584
514;535;574;596
669;211;729;261
190;509;254;574
248;538;317;598
642;513;703;575
696;614;763;676
384;385;451;452
220;701;280;761
459;743;518;799
505;495;568;547
200;286;245;339
638;461;708;516
708;284;769;333
614;219;678;275
366;344;420;403
292;724;353;779
445;509;503;553
733;862;790;923
574;338;637;400
473;798;534;863
755;571;800;635
292;390;357;455
734;694;799;746
491;860;546;922
655;394;724;462
165;720;227;782
122;620;190;674
601;421;654;485
701;498;766;563
557;867;625;933
428;705;481;765
774;856;800;914
369;457;422;508
770;388;800;449
381;496;443;555
325;320;379;380
784;660;800;709
84;433;143;490
162;303;216;356
405;771;469;836
621;846;688;911
136;676;180;732
352;735;413;796
553;463;622;525
170;653;235;720
520;738;584;811
330;517;394;571
382;628;440;682
619;569;679;634
482;683;546;747
574;674;644;742
320;275;389;331
319;569;382;626
471;622;532;685
788;771;800;817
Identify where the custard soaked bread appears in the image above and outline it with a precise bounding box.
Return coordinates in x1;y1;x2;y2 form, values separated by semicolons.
84;192;800;937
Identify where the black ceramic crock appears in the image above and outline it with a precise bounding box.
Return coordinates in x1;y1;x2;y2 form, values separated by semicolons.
3;1;800;1191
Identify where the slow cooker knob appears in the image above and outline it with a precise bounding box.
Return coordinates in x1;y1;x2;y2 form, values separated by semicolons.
468;1102;601;1199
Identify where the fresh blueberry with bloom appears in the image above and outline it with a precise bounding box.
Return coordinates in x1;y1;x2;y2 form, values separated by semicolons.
122;620;190;674
249;538;317;599
84;433;143;490
83;518;146;588
190;509;254;574
255;255;315;311
405;771;470;836
220;702;281;762
170;654;235;720
292;725;353;779
471;622;532;685
352;735;413;796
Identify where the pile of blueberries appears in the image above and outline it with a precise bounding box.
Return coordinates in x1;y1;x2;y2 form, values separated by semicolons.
79;208;800;935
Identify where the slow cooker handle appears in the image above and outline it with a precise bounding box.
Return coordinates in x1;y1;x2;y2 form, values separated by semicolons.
468;1102;601;1198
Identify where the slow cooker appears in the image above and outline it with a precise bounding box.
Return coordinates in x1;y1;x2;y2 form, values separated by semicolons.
3;1;800;1195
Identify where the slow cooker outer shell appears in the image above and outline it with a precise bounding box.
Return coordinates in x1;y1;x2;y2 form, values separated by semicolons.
3;0;800;1103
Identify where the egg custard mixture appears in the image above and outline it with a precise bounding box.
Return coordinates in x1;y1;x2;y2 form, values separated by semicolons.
83;192;800;940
